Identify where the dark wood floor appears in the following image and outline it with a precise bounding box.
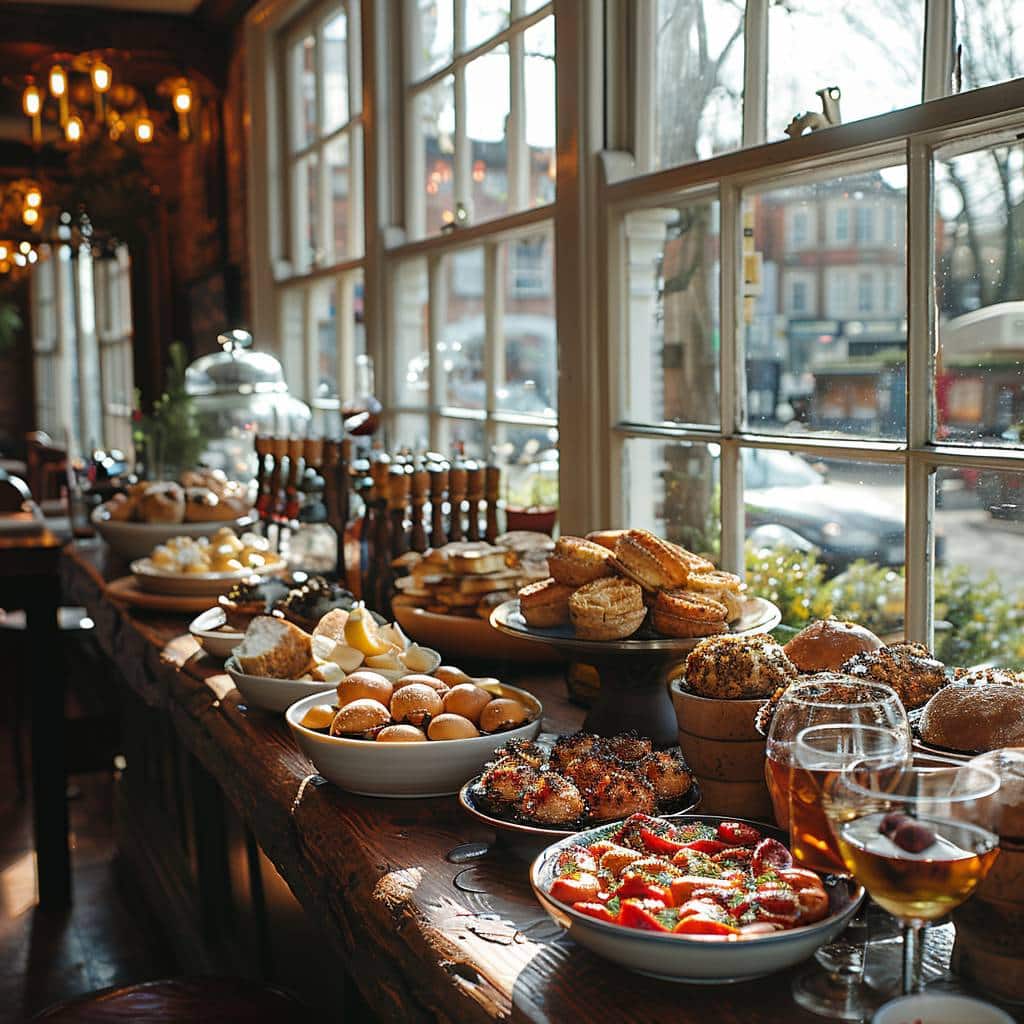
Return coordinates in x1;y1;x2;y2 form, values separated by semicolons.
0;743;178;1021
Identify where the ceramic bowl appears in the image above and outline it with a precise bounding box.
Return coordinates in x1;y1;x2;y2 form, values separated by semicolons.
285;681;543;798
225;657;344;713
188;608;244;660
91;509;254;562
530;814;864;984
871;993;1014;1024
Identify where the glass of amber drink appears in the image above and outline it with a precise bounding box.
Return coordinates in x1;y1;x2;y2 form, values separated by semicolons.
825;753;1001;996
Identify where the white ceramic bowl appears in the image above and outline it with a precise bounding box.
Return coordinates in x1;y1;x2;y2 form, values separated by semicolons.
91;508;255;562
872;993;1014;1024
189;608;244;659
225;657;343;713
285;681;543;797
130;557;287;597
530;815;864;984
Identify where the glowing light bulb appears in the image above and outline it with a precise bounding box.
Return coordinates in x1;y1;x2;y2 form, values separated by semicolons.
0;245;7;261
49;65;67;98
22;85;42;117
25;187;42;209
13;253;26;267
27;250;38;264
66;116;83;142
22;207;39;227
19;242;32;254
91;61;112;93
172;85;192;113
134;116;154;144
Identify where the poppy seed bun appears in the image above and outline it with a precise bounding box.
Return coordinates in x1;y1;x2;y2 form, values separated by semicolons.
920;682;1024;753
784;619;884;673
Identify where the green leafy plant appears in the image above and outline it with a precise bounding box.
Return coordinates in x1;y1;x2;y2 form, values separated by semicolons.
132;341;203;479
812;561;906;637
745;541;827;628
934;564;1024;668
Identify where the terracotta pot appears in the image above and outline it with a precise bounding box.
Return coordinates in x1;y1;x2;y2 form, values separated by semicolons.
504;505;558;535
670;680;774;823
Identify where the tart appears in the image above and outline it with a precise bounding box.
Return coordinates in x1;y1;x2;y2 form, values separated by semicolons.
651;589;729;638
569;577;646;641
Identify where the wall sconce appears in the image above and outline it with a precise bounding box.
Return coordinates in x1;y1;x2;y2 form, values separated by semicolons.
25;186;42;210
22;207;39;227
49;64;69;126
134;115;154;144
66;116;83;142
22;83;42;143
172;82;192;140
91;59;111;119
0;244;8;261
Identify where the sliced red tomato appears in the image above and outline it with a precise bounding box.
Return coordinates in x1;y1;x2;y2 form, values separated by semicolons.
777;869;830;923
572;901;619;924
711;846;754;866
619;898;672;932
669;876;732;905
673;916;739;936
616;875;673;905
675;898;728;921
751;837;793;875
637;827;689;855
556;845;598;876
681;838;728;855
717;821;762;846
549;872;601;905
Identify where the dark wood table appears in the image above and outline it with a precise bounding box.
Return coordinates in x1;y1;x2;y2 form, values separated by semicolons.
60;540;1018;1022
0;527;68;909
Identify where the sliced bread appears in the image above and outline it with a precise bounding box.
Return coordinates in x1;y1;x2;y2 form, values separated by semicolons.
234;616;312;679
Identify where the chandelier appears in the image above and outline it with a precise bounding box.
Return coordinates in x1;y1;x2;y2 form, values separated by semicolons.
21;52;196;147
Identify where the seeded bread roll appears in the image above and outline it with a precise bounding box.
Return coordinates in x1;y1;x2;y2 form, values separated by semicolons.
840;642;947;709
685;633;797;699
920;681;1024;753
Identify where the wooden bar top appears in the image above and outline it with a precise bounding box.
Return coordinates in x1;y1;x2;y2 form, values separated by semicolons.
60;541;1000;1023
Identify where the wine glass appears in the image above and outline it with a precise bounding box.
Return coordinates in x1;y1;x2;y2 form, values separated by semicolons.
825;753;1001;996
762;675;911;1021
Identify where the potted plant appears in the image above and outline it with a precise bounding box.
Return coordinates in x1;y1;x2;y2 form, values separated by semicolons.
505;460;559;535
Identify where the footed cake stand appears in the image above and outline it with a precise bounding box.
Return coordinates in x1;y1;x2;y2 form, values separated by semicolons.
490;597;781;748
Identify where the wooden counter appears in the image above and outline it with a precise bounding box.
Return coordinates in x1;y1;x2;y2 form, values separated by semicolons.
61;541;1012;1023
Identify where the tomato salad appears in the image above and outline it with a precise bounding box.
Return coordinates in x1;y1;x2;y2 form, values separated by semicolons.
545;815;830;940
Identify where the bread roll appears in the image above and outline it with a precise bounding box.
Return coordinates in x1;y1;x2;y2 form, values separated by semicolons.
137;482;185;524
234;616;312;679
920;682;1024;753
784;619;883;673
685;633;797;699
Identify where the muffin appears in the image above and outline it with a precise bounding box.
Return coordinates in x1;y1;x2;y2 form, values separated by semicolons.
685;632;798;699
840;642;947;709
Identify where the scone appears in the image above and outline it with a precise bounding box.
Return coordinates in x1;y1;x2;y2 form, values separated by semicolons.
840;642;947;709
685;570;745;621
183;486;227;522
651;589;728;638
519;577;574;628
685;633;797;699
547;536;615;586
234;615;313;679
569;577;646;640
613;529;699;591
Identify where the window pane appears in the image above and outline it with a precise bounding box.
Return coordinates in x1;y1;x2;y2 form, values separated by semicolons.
935;140;1024;447
413;0;453;79
954;0;1024;91
466;45;510;223
768;1;924;141
653;0;743;169
498;229;556;416
392;413;432;451
743;167;908;439
524;16;556;208
322;7;349;132
393;259;430;406
466;0;509;50
440;417;486;458
292;152;321;270
417;75;456;237
314;279;339;401
623;439;721;555
745;453;906;635
325;128;363;261
623;198;721;427
290;32;317;151
935;466;1024;667
497;421;558;509
440;247;486;409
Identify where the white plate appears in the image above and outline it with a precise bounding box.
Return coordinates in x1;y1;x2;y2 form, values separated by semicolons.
91;509;255;562
225;657;344;713
872;993;1014;1024
189;608;244;659
530;815;864;984
285;681;543;797
130;557;287;596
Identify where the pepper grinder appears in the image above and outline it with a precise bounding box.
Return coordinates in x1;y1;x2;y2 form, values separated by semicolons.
353;459;374;604
448;459;468;542
465;461;484;542
428;462;449;549
254;435;272;520
485;463;501;543
268;436;288;520
369;456;392;611
410;462;429;553
284;437;305;521
388;468;411;559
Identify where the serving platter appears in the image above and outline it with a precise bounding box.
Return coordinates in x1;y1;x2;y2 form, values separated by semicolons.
490;597;781;747
530;814;863;985
130;557;287;597
91;508;255;561
105;575;225;614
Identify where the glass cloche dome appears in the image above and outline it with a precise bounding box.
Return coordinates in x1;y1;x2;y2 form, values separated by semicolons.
185;329;311;481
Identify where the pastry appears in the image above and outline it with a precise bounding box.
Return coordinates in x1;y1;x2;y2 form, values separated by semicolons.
427;713;480;740
445;542;508;575
102;492;135;522
519;577;574;628
276;576;356;632
784;618;884;673
547;536;615;586
182;486;229;523
330;698;391;737
136;482;185;524
840;642;947;709
685;632;797;699
218;577;275;630
685;570;745;621
612;529;699;590
952;666;1024;687
233;615;313;679
585;529;627;551
569;577;646;640
651;589;729;638
919;681;1024;753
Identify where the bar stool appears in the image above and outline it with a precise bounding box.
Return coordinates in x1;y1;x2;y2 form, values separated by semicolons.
32;977;311;1022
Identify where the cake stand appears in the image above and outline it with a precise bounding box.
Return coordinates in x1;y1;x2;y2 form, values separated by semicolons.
490;597;781;748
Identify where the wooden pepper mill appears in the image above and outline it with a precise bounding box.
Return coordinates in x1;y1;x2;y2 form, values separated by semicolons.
369;455;392;611
320;439;343;578
465;461;484;541
428;462;449;549
268;437;289;522
388;467;411;560
353;459;374;603
410;462;429;553
284;437;306;520
254;435;273;519
448;459;468;542
485;463;501;543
